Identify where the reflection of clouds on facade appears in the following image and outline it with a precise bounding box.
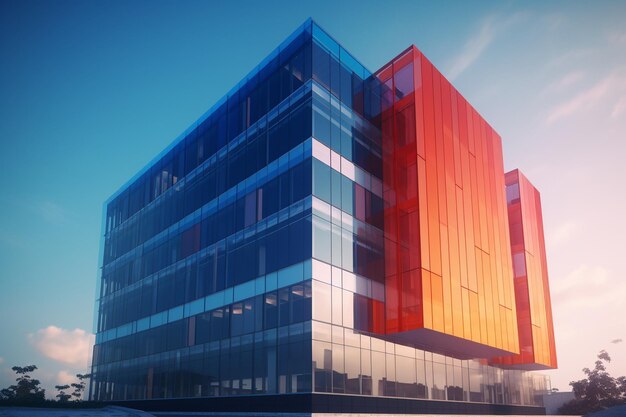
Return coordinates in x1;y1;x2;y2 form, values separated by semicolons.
29;326;94;368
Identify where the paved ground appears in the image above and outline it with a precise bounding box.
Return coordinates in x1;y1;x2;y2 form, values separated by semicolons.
586;403;626;417
0;409;586;417
0;406;155;417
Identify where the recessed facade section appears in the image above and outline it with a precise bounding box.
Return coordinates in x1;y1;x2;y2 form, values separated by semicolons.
491;169;557;370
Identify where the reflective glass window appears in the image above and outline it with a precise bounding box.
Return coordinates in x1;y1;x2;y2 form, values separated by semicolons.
394;62;414;100
312;280;332;325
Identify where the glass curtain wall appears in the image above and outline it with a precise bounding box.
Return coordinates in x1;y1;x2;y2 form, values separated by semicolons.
92;20;319;402
306;24;546;408
92;19;547;408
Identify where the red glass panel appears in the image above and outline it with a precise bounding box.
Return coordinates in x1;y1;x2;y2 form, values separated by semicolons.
490;170;557;369
373;45;554;365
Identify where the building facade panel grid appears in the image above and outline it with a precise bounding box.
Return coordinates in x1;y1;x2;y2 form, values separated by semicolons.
375;46;520;358
490;169;557;370
91;20;555;412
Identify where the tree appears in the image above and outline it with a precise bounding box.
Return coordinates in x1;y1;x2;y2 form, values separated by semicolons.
0;365;45;403
559;350;626;415
70;373;91;401
54;384;71;402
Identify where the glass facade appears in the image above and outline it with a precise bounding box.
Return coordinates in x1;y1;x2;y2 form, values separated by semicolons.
91;19;553;412
375;46;520;360
491;170;557;370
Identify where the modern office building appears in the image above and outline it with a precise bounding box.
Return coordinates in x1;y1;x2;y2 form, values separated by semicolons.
90;19;556;414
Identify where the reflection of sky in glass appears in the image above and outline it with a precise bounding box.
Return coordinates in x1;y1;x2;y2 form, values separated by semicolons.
394;62;414;99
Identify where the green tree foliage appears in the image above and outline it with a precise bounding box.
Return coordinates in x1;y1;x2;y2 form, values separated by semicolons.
70;373;91;401
54;384;71;402
559;350;626;415
0;365;45;403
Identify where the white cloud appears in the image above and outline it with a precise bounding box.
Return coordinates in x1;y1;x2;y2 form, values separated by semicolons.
546;72;626;123
37;201;68;224
541;71;585;96
550;263;626;390
608;31;626;45
546;48;593;69
28;326;95;368
447;13;525;81
551;265;626;309
56;370;75;386
447;19;496;81
542;13;566;31
611;96;626;119
3;197;71;226
547;221;578;245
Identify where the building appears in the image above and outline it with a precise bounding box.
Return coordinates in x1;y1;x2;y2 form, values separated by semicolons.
90;19;556;414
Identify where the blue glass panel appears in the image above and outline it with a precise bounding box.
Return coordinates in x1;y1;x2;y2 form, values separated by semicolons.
312;23;340;57
340;46;367;79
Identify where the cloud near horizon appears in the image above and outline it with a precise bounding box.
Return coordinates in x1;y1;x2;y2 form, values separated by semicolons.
608;30;626;45
546;221;578;246
37;201;69;225
547;71;626;123
541;71;585;97
56;370;76;386
611;96;626;119
551;264;626;309
28;326;94;368
446;12;525;81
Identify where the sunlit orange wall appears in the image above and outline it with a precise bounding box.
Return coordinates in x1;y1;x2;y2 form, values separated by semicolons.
376;46;519;355
491;170;557;369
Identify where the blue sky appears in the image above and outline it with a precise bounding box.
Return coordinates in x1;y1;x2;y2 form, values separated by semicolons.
1;0;625;394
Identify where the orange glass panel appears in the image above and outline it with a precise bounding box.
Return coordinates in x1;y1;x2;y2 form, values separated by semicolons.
430;273;444;333
375;46;523;360
422;269;433;329
490;170;557;369
461;287;471;340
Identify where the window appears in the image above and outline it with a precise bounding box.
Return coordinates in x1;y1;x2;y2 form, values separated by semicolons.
312;41;330;89
264;292;278;329
312;216;331;263
394;62;414;100
513;252;527;277
507;182;520;204
313;159;331;203
312;280;331;323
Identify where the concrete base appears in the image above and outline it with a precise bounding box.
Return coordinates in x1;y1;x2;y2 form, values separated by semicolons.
110;393;546;415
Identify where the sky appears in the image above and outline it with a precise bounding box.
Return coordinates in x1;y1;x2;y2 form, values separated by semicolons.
0;0;625;397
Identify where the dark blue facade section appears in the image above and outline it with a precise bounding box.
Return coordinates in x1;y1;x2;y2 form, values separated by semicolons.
104;19;379;236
